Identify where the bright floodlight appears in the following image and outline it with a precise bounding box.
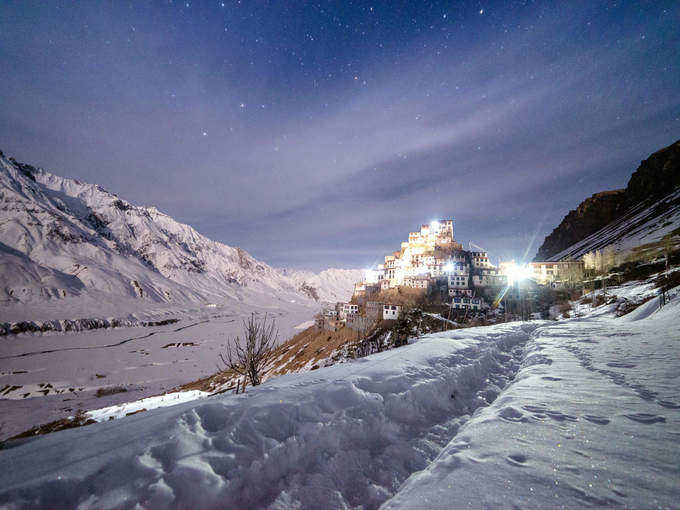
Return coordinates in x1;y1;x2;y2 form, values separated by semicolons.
430;220;440;231
443;263;454;272
507;263;533;284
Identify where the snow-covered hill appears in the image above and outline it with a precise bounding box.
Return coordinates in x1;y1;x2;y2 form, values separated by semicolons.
1;279;677;508
0;153;328;323
547;188;680;261
278;267;362;303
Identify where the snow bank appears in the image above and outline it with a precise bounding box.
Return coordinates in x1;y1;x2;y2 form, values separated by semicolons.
86;390;211;422
0;322;537;509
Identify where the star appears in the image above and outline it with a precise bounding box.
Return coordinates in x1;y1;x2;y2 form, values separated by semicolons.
202;131;208;137
239;103;245;108
479;9;484;14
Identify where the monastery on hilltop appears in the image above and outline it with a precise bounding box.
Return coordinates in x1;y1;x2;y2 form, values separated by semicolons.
356;219;504;296
319;218;584;331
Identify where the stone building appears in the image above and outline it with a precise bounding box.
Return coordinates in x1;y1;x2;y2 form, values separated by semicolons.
383;303;402;320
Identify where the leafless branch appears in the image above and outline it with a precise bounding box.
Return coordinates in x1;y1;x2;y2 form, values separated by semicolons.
220;312;278;386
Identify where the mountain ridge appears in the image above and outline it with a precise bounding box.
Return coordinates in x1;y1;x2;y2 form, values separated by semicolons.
0;152;356;324
279;267;363;303
535;139;680;261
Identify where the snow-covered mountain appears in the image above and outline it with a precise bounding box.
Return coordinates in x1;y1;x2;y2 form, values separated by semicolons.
0;152;326;321
278;267;362;303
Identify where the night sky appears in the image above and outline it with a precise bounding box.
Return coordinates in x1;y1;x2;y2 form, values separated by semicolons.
1;1;678;270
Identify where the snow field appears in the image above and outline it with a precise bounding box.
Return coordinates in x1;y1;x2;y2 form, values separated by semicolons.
0;308;314;440
0;322;537;509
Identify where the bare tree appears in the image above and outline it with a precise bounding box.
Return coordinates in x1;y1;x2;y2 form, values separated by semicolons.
220;313;278;387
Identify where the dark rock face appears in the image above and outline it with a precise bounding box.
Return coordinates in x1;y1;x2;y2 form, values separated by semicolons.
625;140;680;206
534;139;680;261
534;190;626;261
299;282;320;301
9;158;37;182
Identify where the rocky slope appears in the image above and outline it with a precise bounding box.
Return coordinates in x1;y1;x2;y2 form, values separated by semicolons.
534;190;626;261
535;139;680;260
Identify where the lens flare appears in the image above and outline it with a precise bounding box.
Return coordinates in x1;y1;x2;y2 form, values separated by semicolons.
506;263;533;284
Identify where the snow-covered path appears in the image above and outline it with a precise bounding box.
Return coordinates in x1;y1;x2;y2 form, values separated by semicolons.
0;289;678;509
385;300;680;509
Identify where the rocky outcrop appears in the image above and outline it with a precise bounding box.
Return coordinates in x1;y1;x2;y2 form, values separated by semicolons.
534;190;626;261
625;140;680;206
535;139;680;260
298;282;320;301
0;317;178;336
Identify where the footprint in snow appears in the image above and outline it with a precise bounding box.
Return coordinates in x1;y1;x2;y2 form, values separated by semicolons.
622;413;666;424
544;410;578;422
606;362;636;369
506;453;528;467
583;415;610;425
522;404;548;413
657;400;680;409
498;406;526;422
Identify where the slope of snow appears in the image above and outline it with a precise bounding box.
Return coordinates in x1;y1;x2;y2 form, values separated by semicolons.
548;188;680;261
0;154;323;323
279;267;363;303
386;287;680;509
86;390;211;422
0;320;537;508
1;281;677;509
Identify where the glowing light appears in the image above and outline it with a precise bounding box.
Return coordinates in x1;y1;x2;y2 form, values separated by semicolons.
430;220;440;231
364;269;379;284
443;263;454;272
506;263;533;284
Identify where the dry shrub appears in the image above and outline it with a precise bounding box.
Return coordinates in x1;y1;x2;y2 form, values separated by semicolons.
221;313;278;387
558;302;572;313
95;386;127;398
